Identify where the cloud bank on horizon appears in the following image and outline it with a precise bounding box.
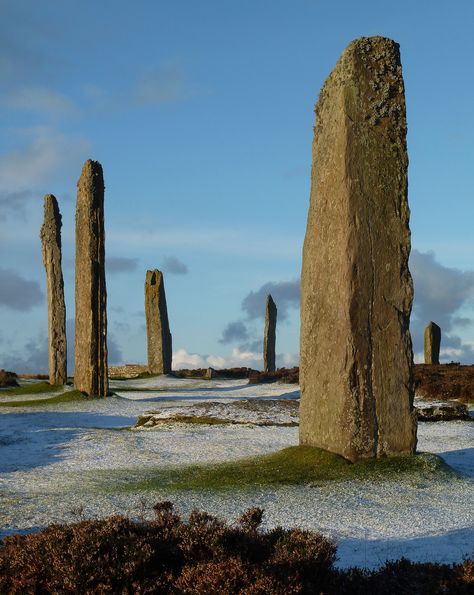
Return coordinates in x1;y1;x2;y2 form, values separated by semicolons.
1;248;474;372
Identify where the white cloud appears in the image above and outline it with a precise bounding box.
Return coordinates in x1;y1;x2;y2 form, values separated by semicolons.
440;347;464;358
172;348;206;370
206;355;226;368
4;86;77;115
0;126;91;191
171;347;297;371
107;226;300;259
133;64;189;106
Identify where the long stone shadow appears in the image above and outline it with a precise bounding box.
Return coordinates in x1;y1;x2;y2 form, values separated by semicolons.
0;411;135;473
336;526;474;569
435;446;474;479
117;383;251;395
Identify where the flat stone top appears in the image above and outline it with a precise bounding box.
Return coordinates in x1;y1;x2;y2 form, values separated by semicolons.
316;36;405;135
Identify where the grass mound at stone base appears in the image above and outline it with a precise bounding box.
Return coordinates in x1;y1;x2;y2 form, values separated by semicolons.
116;446;453;492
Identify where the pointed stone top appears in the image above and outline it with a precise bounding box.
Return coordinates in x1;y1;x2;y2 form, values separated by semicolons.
267;293;275;308
145;269;164;286
266;294;277;311
427;321;441;330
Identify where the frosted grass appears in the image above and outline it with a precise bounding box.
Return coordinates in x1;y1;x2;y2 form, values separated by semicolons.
0;376;472;568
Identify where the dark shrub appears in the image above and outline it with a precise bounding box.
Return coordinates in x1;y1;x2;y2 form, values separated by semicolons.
0;504;335;593
0;369;18;388
0;504;472;594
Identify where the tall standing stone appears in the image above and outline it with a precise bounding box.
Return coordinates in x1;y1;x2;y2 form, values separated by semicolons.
40;194;67;385
74;160;108;396
424;321;441;364
299;37;417;461
264;294;277;372
145;269;172;374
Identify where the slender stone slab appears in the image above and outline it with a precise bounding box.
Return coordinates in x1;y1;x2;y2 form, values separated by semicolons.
424;321;441;364
264;294;277;372
145;269;172;374
299;37;417;461
40;194;67;385
74;160;108;396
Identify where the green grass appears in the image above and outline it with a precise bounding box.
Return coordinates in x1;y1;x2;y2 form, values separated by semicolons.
0;390;89;408
109;446;453;492
0;381;63;397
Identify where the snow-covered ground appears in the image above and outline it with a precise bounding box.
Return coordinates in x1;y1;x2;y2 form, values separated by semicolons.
0;376;472;569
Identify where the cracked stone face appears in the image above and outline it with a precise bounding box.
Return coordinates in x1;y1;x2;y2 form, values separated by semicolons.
299;36;417;461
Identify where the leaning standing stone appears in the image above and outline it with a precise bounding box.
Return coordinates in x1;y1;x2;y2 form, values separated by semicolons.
263;294;277;372
424;321;441;364
145;269;172;374
74;160;108;396
299;37;417;461
40;194;67;385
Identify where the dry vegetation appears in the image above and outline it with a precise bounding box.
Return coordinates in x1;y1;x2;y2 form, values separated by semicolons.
0;504;472;594
414;364;474;403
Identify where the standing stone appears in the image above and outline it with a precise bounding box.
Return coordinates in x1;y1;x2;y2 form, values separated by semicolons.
299;37;417;461
204;367;215;380
424;322;441;364
264;294;277;372
40;195;67;385
145;270;172;374
74;160;108;396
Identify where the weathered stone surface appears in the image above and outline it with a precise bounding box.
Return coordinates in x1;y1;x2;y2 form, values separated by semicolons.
145;270;172;374
74;160;108;396
299;37;417;461
40;194;67;385
424;321;441;364
264;294;277;373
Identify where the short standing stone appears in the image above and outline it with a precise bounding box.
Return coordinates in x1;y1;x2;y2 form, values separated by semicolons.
264;295;277;372
74;160;108;397
424;322;441;364
40;194;67;385
145;269;172;374
299;37;417;461
204;367;215;380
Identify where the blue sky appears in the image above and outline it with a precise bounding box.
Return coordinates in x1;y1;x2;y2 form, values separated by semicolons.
1;0;474;371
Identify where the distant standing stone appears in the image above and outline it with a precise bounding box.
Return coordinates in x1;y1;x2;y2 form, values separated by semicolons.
204;367;215;380
145;269;172;374
264;294;277;372
299;37;417;461
424;322;441;364
40;194;67;385
74;160;108;397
